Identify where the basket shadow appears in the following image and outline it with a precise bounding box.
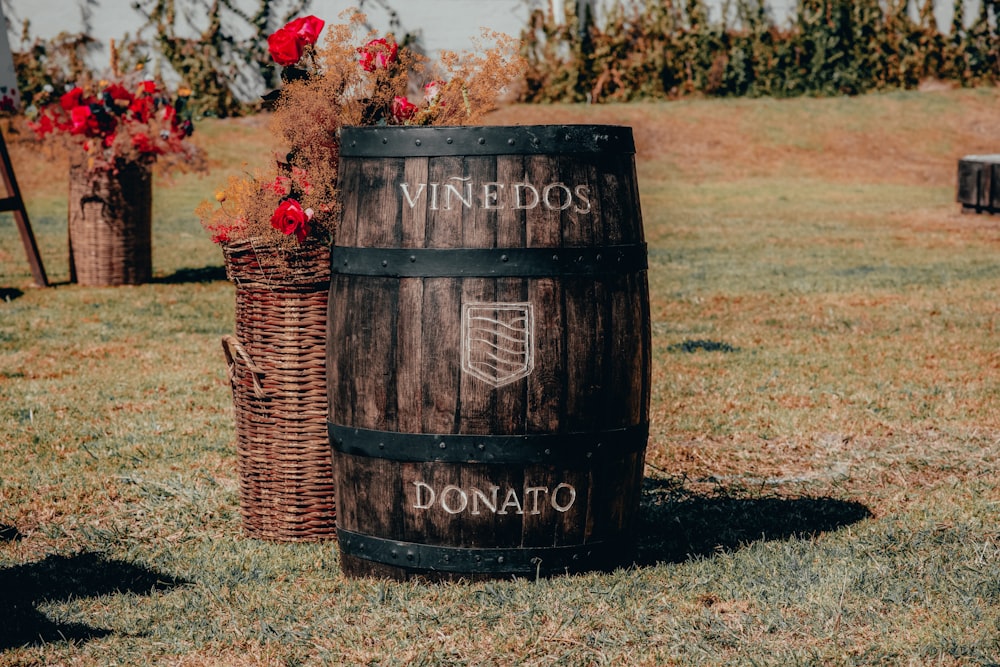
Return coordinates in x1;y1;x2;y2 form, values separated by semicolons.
155;265;228;284
634;477;872;566
0;287;24;301
0;550;188;650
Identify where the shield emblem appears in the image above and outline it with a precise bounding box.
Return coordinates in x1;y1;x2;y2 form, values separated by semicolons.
461;302;534;387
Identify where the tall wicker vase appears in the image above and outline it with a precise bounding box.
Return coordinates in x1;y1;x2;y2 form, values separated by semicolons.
220;239;336;542
68;160;152;286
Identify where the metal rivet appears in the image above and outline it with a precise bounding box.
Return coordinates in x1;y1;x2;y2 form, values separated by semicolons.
475;555;482;562
443;555;450;562
497;556;505;564
409;255;417;262
544;448;551;455
439;441;446;449
381;138;387;144
552;254;559;261
378;442;385;450
446;137;453;144
501;254;509;262
415;139;422;146
507;138;515;145
407;552;415;561
477;443;486;451
596;254;603;262
391;550;398;559
381;260;388;267
478;137;486;145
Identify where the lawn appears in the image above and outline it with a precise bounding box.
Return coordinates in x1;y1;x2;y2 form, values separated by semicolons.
1;88;999;665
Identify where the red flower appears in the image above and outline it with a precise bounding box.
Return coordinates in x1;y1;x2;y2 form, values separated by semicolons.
268;15;325;66
270;199;313;243
69;105;96;135
266;174;292;196
159;104;177;127
27;112;56;138
103;83;134;111
391;96;418;123
129;96;156;123
131;132;164;155
268;29;302;66
286;15;325;44
424;80;443;103
59;87;87;111
358;38;398;72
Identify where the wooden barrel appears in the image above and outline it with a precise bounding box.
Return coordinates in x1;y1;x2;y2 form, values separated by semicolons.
327;125;650;580
956;154;1000;214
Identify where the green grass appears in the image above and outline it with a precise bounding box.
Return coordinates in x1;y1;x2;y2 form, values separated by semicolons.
2;90;1000;665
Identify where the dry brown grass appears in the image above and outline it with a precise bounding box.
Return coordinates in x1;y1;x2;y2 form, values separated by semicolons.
2;89;999;665
494;90;1000;524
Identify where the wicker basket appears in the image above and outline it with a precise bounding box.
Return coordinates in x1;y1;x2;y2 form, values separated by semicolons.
68;161;152;286
221;239;336;542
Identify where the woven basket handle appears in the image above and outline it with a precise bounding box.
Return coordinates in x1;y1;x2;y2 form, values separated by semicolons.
221;335;265;399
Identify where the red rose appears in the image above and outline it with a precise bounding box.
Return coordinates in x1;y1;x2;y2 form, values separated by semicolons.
358;38;398;72
60;87;86;111
270;199;313;243
69;105;95;135
285;15;324;44
268;28;302;66
391;96;418;123
268;15;325;66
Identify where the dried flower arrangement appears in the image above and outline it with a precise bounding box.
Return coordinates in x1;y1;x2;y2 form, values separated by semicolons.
196;12;523;250
24;44;202;174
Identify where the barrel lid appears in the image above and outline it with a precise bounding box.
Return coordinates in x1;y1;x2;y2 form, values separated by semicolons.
340;124;635;157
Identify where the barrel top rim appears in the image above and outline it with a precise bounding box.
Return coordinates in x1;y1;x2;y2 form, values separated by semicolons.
339;124;636;156
341;123;634;130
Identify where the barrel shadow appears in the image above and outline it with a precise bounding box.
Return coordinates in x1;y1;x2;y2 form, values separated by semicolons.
634;477;872;566
0;550;188;650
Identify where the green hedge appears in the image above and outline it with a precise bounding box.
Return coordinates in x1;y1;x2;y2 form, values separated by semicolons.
519;0;1000;102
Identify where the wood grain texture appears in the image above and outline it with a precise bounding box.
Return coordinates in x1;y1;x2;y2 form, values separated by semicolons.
957;155;1000;214
329;125;650;580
